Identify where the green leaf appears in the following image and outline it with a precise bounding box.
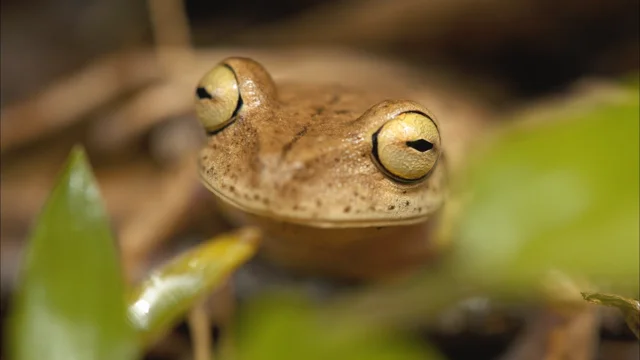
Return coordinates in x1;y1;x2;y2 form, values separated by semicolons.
450;91;639;293
128;227;260;347
8;146;138;360
621;72;639;90
232;294;443;360
582;292;640;338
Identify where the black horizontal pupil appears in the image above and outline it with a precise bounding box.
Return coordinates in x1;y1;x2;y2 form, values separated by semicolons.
196;87;213;100
406;139;433;152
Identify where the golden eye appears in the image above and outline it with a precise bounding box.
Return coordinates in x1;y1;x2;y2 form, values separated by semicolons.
194;64;240;133
372;111;441;182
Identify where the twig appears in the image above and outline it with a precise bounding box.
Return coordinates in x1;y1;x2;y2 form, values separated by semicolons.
188;299;213;360
543;305;599;360
89;78;196;151
119;154;201;282
147;0;195;76
0;50;160;153
499;305;599;360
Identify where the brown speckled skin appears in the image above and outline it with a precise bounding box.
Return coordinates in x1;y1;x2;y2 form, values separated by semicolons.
198;57;448;279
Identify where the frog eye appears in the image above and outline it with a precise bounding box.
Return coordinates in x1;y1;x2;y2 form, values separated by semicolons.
194;64;241;133
372;111;441;183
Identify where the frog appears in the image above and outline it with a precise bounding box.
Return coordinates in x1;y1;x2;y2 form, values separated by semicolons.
194;57;456;281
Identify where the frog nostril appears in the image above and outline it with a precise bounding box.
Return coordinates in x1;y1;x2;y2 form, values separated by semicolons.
196;87;213;100
406;139;433;152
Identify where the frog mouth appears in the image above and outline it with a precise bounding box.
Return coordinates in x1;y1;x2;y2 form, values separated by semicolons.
198;172;435;229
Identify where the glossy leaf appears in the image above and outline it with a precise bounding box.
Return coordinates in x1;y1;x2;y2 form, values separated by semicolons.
8;146;138;360
127;227;261;346
232;294;443;360
450;90;639;293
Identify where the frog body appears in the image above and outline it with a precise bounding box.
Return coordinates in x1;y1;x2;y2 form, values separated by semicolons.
196;57;458;280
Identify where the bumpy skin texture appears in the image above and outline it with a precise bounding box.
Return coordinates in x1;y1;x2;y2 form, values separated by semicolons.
199;58;446;228
197;57;449;279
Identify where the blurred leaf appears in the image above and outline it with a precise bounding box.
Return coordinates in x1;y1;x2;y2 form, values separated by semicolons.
450;90;639;293
622;72;639;90
8;146;138;360
128;227;261;346
582;292;640;338
320;89;639;332
232;294;443;360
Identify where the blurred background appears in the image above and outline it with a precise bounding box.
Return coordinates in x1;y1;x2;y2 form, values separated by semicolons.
1;0;638;359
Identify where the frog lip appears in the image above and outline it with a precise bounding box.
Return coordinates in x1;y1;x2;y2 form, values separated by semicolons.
198;173;432;229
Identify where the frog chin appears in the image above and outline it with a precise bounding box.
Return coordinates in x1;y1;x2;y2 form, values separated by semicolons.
211;193;444;280
201;179;434;230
